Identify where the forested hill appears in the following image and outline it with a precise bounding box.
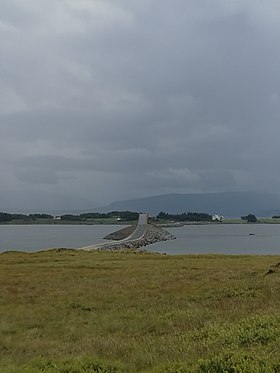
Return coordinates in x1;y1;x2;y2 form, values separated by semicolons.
101;191;280;217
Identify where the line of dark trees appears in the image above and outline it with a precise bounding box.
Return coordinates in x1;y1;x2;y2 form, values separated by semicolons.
156;211;212;222
60;211;138;221
0;211;139;223
0;212;54;222
241;214;258;223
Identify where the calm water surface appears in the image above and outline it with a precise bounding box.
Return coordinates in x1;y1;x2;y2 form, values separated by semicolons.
149;224;280;255
0;225;129;252
1;224;280;255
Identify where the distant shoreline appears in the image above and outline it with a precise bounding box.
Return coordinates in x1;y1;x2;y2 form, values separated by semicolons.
2;218;280;225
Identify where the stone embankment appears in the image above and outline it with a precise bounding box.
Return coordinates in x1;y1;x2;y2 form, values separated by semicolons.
97;224;175;251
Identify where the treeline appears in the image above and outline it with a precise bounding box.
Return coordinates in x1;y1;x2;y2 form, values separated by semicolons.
157;211;212;222
241;214;258;223
60;211;138;221
0;213;54;222
0;211;139;223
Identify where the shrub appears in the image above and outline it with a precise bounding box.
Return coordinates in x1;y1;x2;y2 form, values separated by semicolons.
28;358;126;373
195;352;274;373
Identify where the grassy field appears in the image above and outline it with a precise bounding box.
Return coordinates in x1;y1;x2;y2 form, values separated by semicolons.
222;218;280;224
1;250;280;372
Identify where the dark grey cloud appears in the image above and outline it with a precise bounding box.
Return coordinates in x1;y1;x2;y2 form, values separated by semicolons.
1;0;280;210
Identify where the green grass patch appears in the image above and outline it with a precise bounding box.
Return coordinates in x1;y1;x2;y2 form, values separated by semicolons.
1;250;280;372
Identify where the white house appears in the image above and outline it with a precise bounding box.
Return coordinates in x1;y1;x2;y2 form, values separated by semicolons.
212;214;224;222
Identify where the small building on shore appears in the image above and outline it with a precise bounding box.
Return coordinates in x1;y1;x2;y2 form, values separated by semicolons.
212;214;224;222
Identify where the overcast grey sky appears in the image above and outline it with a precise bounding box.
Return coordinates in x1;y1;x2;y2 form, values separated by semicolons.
1;0;280;211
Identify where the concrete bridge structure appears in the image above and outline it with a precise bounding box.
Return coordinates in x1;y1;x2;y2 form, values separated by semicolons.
79;213;175;251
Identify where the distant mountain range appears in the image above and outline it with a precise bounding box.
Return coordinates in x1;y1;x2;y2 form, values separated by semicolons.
100;191;280;217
